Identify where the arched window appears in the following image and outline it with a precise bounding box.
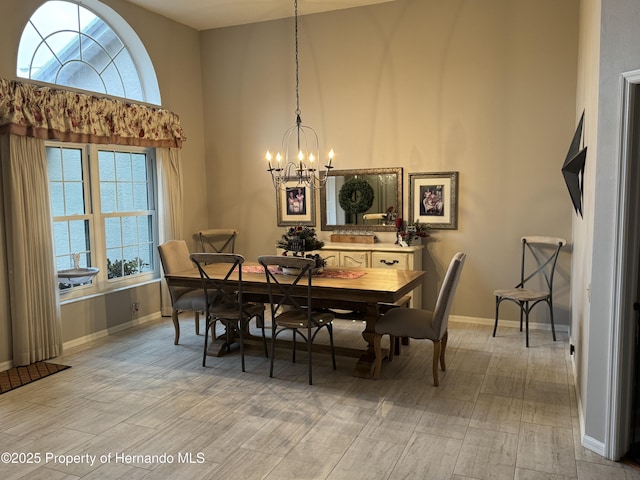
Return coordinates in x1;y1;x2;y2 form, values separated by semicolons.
17;0;160;105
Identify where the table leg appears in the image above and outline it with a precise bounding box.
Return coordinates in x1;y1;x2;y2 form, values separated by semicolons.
353;302;387;378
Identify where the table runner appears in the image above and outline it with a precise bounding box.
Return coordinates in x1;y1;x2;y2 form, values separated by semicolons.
239;264;367;280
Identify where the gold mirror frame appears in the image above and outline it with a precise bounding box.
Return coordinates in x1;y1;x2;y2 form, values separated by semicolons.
320;167;403;232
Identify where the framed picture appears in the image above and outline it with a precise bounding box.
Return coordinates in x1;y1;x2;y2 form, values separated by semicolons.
276;180;315;226
409;171;459;229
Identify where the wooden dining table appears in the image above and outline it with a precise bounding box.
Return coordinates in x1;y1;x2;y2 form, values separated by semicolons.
164;262;425;378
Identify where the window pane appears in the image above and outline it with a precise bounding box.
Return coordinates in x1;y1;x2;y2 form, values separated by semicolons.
58;62;105;94
133;184;148;210
132;154;147;181
53;222;69;258
82;36;110;72
31;1;79;38
64;183;84;215
116;152;132;181
106;248;123;279
117;184;134;211
99;151;116;180
47;148;63;181
69;220;89;254
17;23;41;77
113;49;143;102
62;149;82;180
100;182;116;213
121;216;137;245
100;63;125;98
50;183;64;217
105;217;121;249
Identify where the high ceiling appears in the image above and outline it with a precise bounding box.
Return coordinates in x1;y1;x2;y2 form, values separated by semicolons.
123;0;397;31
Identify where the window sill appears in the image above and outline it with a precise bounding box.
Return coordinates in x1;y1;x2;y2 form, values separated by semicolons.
59;277;161;306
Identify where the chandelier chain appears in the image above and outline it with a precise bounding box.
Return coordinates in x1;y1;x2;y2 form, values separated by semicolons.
294;0;300;116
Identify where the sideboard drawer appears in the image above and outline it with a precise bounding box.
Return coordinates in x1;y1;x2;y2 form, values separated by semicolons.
371;252;410;270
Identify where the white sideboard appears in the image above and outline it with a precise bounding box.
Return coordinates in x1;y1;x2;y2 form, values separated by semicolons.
279;242;423;308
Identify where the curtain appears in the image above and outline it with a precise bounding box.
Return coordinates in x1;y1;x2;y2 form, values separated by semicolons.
157;147;184;316
0;78;185;148
1;135;62;365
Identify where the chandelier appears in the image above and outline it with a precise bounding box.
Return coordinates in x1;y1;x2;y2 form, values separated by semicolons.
265;0;334;190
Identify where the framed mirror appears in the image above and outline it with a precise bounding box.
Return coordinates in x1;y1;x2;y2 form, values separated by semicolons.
320;167;403;231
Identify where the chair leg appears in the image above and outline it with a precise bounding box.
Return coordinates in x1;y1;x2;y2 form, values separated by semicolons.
259;314;268;357
172;310;180;345
549;300;557;342
493;298;499;337
195;311;200;335
432;340;441;386
202;317;210;367
389;335;396;360
525;302;530;348
440;330;448;371
373;333;383;380
269;324;277;378
308;330;313;385
328;324;336;370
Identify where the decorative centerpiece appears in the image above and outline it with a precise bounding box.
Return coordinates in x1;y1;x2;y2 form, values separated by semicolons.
277;226;326;272
395;218;431;246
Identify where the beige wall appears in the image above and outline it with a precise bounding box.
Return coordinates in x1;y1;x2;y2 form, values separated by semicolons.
0;0;207;363
200;0;579;322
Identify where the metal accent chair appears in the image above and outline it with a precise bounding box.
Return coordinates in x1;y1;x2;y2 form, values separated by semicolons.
158;240;207;344
190;253;267;371
257;255;336;385
198;229;238;253
373;252;466;386
493;236;566;347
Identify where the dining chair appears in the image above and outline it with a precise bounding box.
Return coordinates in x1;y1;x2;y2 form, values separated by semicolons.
198;229;238;253
257;255;336;385
158;240;207;345
373;252;466;386
190;253;267;371
493;236;566;347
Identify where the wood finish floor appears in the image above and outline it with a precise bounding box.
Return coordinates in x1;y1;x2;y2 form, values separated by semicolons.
0;315;638;480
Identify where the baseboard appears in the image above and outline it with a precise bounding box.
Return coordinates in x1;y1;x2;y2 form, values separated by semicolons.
582;433;607;457
449;314;570;333
62;312;162;350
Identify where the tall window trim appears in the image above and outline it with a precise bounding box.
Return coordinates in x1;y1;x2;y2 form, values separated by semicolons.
48;141;159;300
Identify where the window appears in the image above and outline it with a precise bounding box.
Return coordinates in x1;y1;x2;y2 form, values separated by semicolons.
48;143;156;294
17;0;161;104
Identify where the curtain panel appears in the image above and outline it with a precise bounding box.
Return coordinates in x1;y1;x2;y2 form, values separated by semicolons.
1;135;63;365
0;78;186;148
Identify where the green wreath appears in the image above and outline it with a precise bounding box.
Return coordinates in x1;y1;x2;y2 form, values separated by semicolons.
339;177;374;215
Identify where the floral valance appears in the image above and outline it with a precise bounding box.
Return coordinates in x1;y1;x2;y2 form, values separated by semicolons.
0;79;185;148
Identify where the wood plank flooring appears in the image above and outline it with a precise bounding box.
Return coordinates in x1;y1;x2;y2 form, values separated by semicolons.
0;315;638;479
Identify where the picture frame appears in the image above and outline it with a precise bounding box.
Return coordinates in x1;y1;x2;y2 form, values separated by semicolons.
409;171;459;229
276;180;315;226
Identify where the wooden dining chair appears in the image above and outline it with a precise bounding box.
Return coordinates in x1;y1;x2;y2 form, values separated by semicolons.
373;252;466;385
190;253;267;371
198;229;238;253
257;255;336;385
493;236;565;347
158;240;207;344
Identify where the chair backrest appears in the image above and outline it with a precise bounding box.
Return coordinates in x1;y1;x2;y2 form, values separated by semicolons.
158;240;195;303
433;252;466;338
518;236;565;293
198;229;238;253
257;255;314;318
189;253;244;308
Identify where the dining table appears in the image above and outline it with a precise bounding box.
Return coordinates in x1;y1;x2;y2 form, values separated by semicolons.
164;261;425;378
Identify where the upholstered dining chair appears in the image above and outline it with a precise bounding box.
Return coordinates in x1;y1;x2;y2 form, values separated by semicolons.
190;253;267;371
493;236;566;347
257;255;336;385
158;240;207;345
373;252;466;386
198;229;238;254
